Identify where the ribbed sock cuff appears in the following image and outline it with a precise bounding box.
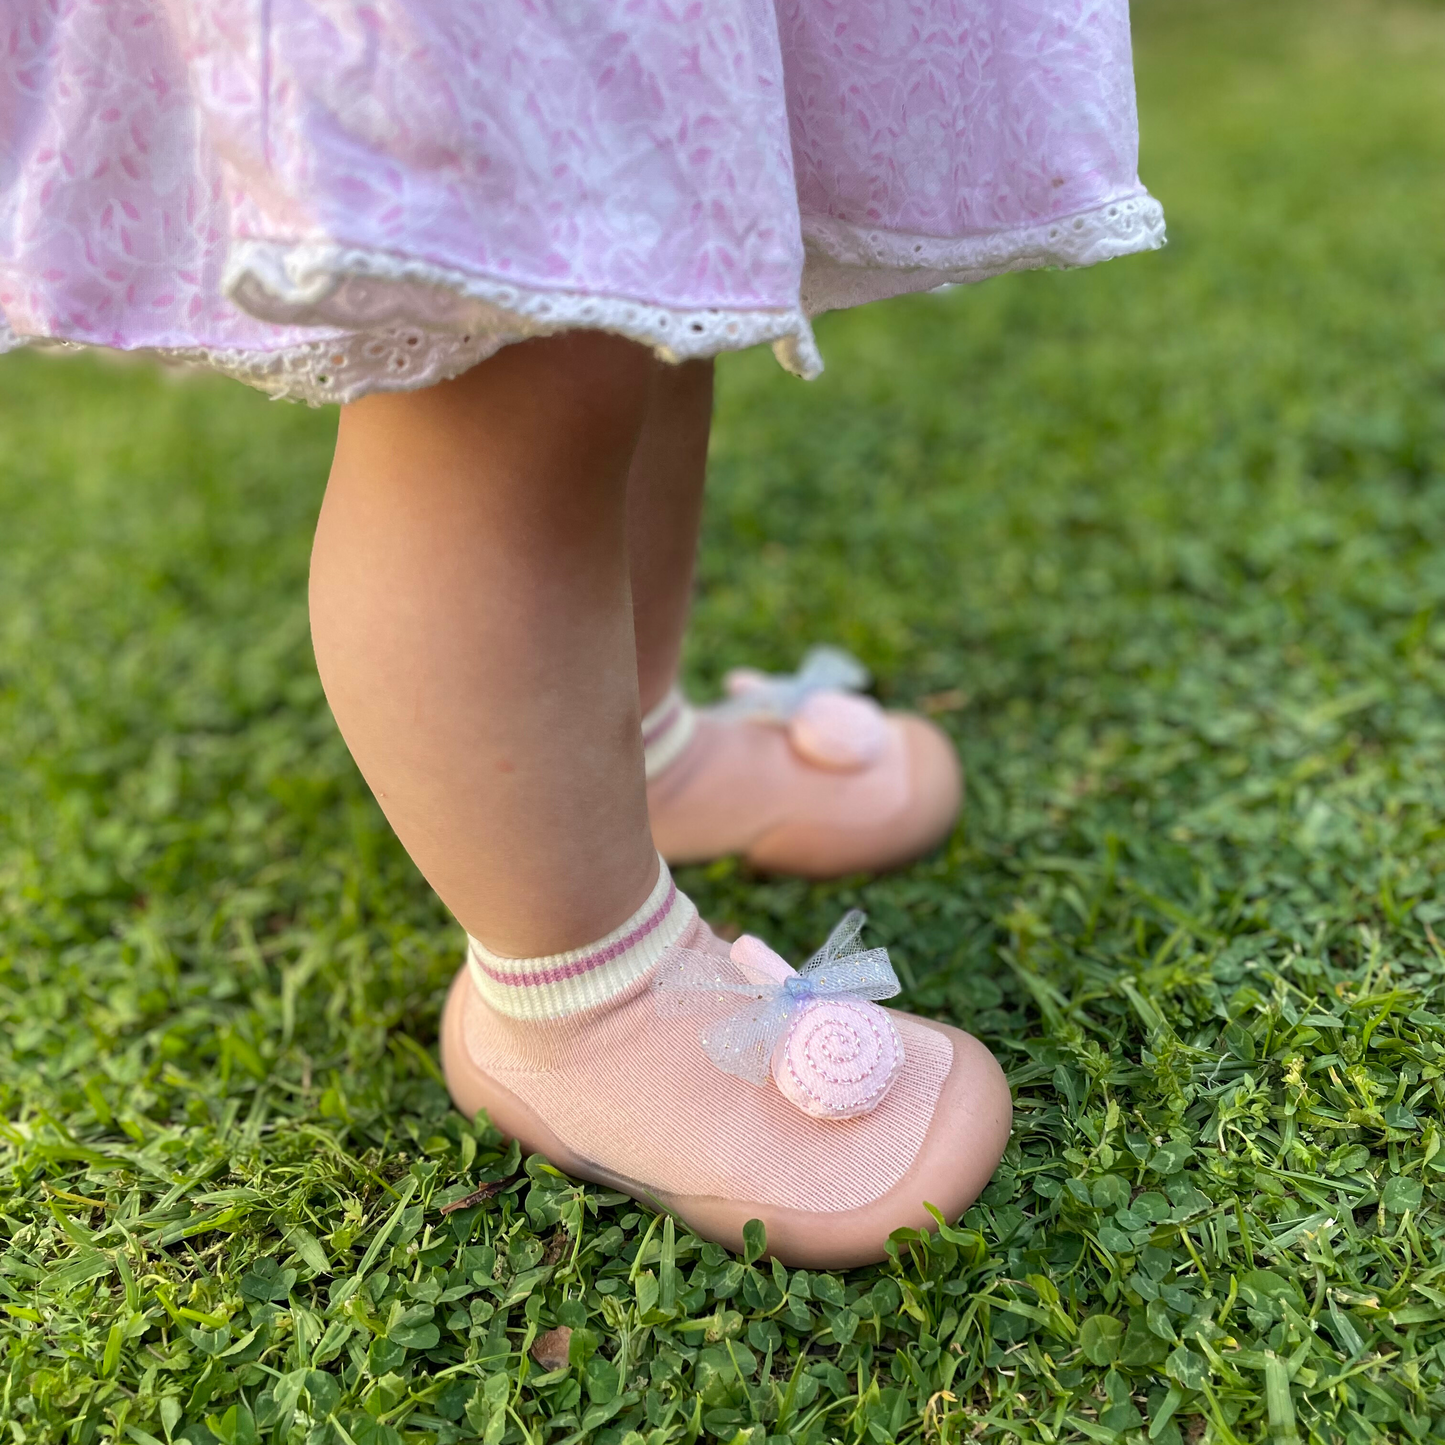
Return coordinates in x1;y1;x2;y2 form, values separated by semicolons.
466;860;696;1021
641;687;697;780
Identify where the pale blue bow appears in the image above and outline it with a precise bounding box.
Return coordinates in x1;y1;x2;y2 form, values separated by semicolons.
653;911;899;1086
709;646;871;724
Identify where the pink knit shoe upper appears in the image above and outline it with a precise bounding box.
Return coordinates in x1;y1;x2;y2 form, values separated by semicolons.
451;915;952;1213
441;912;1013;1265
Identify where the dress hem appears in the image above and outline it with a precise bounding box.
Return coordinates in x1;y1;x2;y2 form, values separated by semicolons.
0;192;1164;405
799;192;1166;314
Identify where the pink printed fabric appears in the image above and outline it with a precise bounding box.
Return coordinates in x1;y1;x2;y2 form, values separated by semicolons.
0;0;1164;405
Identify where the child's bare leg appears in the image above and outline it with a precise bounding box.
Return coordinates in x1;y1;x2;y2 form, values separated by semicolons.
627;358;713;714
310;332;657;956
313;334;1007;1264
627;359;963;877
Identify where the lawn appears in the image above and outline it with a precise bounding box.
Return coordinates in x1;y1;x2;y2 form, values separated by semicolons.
4;2;1445;1442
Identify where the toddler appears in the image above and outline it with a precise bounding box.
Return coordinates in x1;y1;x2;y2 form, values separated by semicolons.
0;0;1163;1264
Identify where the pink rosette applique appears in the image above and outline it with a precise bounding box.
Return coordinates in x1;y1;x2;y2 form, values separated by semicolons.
714;647;888;771
653;911;904;1120
771;994;903;1119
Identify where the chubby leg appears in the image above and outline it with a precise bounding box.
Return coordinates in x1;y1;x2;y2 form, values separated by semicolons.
310;332;658;956
312;334;1008;1265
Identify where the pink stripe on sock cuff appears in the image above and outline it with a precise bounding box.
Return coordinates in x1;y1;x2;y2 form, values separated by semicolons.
472;879;677;988
466;858;696;1021
642;700;681;747
641;688;697;780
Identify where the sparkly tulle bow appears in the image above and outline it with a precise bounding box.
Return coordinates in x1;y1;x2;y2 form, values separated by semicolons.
711;646;870;721
710;647;888;771
654;912;905;1119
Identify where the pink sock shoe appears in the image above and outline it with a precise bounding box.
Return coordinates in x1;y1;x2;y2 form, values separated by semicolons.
643;649;963;878
440;863;1011;1267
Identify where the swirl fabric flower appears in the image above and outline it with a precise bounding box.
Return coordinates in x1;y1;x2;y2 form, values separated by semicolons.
653;911;904;1119
710;647;888;770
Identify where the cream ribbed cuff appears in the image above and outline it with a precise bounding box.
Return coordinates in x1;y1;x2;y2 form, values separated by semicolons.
466;859;696;1021
641;687;697;780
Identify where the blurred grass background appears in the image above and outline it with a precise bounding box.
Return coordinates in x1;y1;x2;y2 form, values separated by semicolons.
3;2;1445;1442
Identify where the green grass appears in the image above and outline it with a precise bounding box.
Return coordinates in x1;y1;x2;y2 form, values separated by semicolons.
4;2;1445;1441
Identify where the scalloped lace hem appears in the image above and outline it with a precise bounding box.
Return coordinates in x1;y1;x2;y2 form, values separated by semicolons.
220;243;824;402
800;192;1166;314
0;272;824;406
0;192;1164;403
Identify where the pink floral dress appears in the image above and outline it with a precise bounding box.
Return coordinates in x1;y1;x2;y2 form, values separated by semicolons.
0;0;1163;404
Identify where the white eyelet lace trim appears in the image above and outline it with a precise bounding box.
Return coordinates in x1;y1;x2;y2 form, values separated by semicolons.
219;240;826;401
0;193;1164;405
0;303;818;407
800;193;1166;314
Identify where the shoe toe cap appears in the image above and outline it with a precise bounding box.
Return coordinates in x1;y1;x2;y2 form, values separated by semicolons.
893;712;964;854
689;1017;1011;1268
890;1018;1013;1227
800;1018;1011;1267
